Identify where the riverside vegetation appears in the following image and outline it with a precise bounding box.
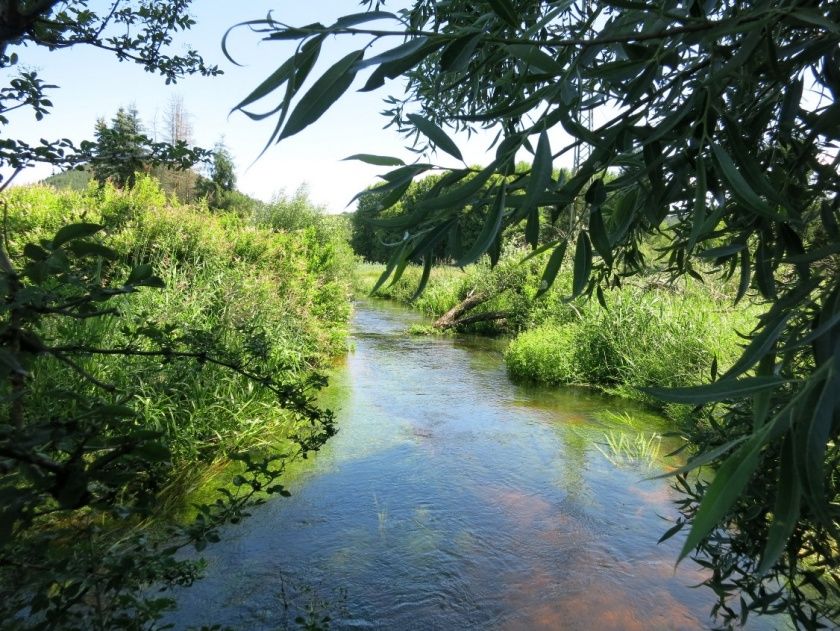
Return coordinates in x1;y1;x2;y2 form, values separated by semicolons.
0;175;353;629
3;0;840;629
356;254;759;425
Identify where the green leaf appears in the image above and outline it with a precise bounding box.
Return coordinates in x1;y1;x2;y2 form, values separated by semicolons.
416;161;499;212
589;207;613;267
688;155;707;251
232;55;296;113
132;441;171;462
711;143;779;219
698;243;745;259
52;223;104;249
356;37;429;71
584;178;606;206
520;130;552;219
23;243;48;261
68;241;118;260
487;0;519;27
409;219;456;260
342;154;404;167
525;208;539;248
650;437;748;480
507;44;564;74
758;434;801;576
721;311;791;380
440;32;483;72
801;370;837;512
333;11;397;28
410;255;433;301
253;36;324;157
371;240;408;294
644;376;785;404
678;436;763;561
735;248;751;304
755;236;776;299
724;120;790;212
363;180;412;216
571;230;592;298
407;114;463;161
133;276;166;289
658;520;685;544
535;240;568;298
359;39;440;92
279;49;364;141
456;186;506;267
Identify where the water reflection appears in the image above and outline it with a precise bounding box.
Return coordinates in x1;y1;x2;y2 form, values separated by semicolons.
171;300;771;630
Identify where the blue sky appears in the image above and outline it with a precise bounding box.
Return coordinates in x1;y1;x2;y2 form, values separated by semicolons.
4;1;514;212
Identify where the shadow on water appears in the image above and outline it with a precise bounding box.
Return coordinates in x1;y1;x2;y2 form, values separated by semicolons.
170;299;774;630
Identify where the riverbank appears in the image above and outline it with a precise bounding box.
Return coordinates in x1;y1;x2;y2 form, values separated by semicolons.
355;258;761;424
0;177;354;628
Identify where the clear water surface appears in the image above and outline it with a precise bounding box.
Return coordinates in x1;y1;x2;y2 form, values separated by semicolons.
172;300;773;630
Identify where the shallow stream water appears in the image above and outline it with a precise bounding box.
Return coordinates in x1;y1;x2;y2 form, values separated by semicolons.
172;300;769;630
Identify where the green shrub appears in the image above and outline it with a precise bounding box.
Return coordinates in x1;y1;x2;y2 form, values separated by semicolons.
2;177;352;463
504;280;758;421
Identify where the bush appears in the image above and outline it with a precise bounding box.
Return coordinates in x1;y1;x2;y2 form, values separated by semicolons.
504;280;758;420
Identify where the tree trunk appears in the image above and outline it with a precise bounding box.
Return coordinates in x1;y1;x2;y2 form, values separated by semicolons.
432;289;513;330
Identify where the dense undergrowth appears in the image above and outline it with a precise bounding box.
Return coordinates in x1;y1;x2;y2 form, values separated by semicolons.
0;176;353;629
6;176;352;464
357;255;760;423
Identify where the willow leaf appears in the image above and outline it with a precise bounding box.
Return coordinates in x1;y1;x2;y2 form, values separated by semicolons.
343;154;405;167
535;240;568;298
571;231;592;298
410;255;433;301
678;436;763;562
457;186;505;267
407;114;463;161
711;143;778;219
758;434;801;576
644;376;785;404
280;49;363;141
487;0;519;27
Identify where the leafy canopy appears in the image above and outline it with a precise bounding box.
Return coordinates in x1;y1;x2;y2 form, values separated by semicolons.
234;0;840;626
0;0;218;180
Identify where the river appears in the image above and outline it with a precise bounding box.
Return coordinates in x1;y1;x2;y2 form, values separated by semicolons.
171;300;762;630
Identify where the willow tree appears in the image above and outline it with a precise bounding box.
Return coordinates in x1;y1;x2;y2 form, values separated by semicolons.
232;1;840;626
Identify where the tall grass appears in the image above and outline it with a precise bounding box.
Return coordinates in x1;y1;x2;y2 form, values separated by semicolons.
4;177;353;464
506;278;758;421
356;252;760;423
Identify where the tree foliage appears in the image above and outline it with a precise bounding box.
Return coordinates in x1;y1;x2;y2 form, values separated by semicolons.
235;1;840;626
0;0;216;179
208;142;236;192
91;105;147;187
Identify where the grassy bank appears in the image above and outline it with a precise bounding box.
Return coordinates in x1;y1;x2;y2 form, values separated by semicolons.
6;176;354;466
0;176;356;628
356;256;759;422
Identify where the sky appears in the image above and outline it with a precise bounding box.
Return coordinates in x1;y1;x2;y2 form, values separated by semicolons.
4;1;535;213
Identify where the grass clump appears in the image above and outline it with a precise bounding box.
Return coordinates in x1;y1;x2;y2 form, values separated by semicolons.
504;279;758;420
